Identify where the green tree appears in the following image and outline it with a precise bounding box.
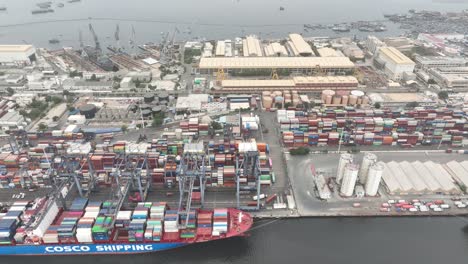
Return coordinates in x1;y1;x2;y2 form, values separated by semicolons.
438;91;449;100
52;116;59;122
67;105;76;112
428;79;437;84
134;79;141;88
90;74;97;81
460;184;467;193
51;96;64;105
63;90;70;96
38;123;48;131
284;102;293;109
121;125;128;133
289;147;310;155
6;87;14;96
210;121;222;130
406;101;419;108
374;102;381;109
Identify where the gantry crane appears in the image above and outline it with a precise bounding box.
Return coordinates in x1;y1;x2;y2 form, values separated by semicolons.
236;143;261;210
176;142;207;228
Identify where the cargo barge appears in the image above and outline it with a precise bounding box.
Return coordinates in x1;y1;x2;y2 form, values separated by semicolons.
0;198;253;256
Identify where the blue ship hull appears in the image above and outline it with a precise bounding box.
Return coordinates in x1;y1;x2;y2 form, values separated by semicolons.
0;243;188;255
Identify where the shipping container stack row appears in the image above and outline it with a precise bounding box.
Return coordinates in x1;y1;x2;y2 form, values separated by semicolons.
279;112;468;147
297;108;465;120
212;209;228;236
179;118;210;136
0;201;32;245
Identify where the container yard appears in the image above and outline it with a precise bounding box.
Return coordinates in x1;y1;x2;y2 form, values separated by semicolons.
278;108;467;148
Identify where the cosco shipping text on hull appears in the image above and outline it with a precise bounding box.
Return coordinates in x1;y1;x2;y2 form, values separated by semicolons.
0;243;187;255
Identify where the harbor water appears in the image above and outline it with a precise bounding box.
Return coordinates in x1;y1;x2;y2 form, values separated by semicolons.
6;217;468;263
0;0;466;48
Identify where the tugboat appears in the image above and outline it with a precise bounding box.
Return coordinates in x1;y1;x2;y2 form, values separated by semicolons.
0;6;7;11
57;3;65;8
332;24;351;32
279;6;285;11
49;38;60;44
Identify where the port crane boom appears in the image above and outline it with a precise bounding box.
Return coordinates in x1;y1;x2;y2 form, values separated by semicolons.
88;23;101;53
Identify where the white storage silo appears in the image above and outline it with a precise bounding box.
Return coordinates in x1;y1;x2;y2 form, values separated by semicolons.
365;161;384;196
322;90;335;102
340;163;359;197
332;96;341;105
337;153;353;183
342;95;349;105
359;152;377;184
348;95;358;105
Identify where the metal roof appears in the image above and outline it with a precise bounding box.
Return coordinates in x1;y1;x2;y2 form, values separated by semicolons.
317;48;340;57
0;45;34;53
199;57;355;69
379;47;415;65
289;34;313;55
221;76;358;88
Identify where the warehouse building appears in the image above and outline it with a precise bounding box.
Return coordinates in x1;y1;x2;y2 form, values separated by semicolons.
365;36;386;55
414;56;467;69
243;35;263;57
264;42;288;57
0;45;37;66
220;76;358;93
198;57;355;75
427;67;468;89
287;34;313;56
381;161;461;195
317;48;340;57
377;47;415;80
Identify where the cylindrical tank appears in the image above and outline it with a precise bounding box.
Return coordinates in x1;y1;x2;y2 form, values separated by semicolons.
359;152;377;185
332;96;341;105
140;104;151;110
322;89;335;102
351;90;365;97
273;91;283;97
158;92;169;101
357;98;363;105
79;104;98;119
262;91;271;97
325;95;333;105
284;93;292;99
144;93;155;103
284;98;292;104
365;161;384;196
340;163;359;197
152;106;162;113
362;96;369;105
274;96;284;103
159;100;168;106
263;96;273;108
142;109;152;117
336;90;349;96
342;95;349;105
291;90;298;95
337;153;353;184
349;95;358;105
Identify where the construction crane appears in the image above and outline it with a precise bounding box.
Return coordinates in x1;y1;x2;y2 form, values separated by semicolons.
216;67;225;85
88;23;101;53
114;24;120;50
176;142;207;228
8;129;28;154
129;25;136;47
78;30;84;49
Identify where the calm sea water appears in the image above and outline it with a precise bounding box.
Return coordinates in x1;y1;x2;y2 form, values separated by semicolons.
5;217;468;264
0;0;466;48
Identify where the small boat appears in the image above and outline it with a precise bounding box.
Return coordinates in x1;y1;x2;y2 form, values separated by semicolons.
49;38;60;44
57;3;65;7
31;8;54;14
67;0;81;3
332;25;350;32
0;6;7;11
279;6;284;11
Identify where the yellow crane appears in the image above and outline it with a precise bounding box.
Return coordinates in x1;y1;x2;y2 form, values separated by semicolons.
271;68;279;80
216;67;225;85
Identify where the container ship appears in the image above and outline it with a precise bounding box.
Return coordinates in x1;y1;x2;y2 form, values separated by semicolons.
0;197;253;255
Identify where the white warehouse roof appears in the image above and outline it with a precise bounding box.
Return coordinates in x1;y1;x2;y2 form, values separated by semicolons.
424;161;460;194
199;57;355;69
289;34;313;55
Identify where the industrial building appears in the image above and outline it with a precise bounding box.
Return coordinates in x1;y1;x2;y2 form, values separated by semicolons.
365;36;386;55
427;67;468;89
377;47;415;80
444;161;468;189
198;57;355;75
315;173;332;200
414;56;467;69
243;35;263;57
317;48;340;57
215;40;226;57
0;111;26;132
220;76;358;93
287;34;313;56
0;45;37;65
264;42;288;57
381;161;461;195
175;94;210;112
